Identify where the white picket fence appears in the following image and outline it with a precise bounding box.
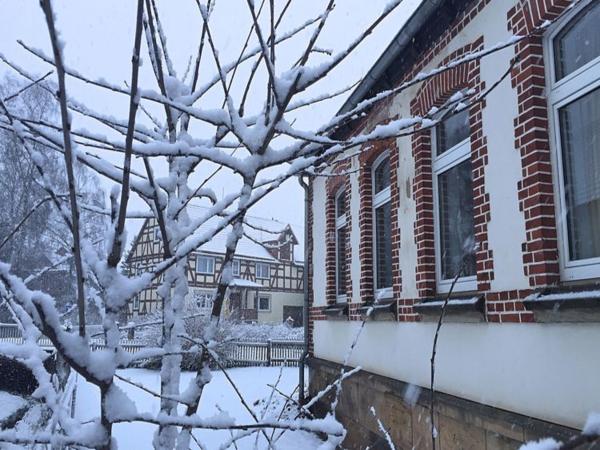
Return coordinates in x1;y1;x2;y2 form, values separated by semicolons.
0;323;144;353
225;340;304;367
0;323;303;367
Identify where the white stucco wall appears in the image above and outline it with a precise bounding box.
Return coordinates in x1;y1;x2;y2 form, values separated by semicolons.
350;154;362;302
257;291;303;324
314;320;600;429
312;177;328;307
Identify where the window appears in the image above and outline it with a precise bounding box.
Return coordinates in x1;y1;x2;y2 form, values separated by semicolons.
154;227;161;241
257;295;270;311
256;262;270;280
133;296;140;310
547;0;600;280
232;259;241;277
193;290;213;313
196;255;215;274
433;106;476;293
335;189;348;301
372;153;392;298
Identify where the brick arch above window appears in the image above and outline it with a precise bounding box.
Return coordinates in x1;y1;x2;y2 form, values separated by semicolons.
409;38;494;298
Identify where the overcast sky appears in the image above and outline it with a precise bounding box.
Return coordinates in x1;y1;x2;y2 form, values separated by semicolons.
0;0;421;246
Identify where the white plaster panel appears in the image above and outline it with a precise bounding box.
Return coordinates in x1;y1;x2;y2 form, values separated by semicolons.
350;155;362;302
314;320;600;429
311;177;327;306
479;20;530;290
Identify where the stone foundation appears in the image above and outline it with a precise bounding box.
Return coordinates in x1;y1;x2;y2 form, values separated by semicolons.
308;357;592;449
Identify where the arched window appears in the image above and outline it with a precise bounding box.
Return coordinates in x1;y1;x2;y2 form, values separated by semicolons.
372;153;392;298
547;0;600;280
335;189;347;300
432;103;476;293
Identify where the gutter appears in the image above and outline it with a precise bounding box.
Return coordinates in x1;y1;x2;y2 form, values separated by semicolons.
338;0;445;115
298;176;310;405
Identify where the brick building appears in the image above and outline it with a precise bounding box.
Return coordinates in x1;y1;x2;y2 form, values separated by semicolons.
307;0;600;448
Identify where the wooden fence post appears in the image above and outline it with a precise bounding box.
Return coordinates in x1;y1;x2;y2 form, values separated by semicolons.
267;339;272;366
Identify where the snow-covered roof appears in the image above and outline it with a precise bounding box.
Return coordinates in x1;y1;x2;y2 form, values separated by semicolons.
229;278;264;288
192;219;277;261
184;206;304;263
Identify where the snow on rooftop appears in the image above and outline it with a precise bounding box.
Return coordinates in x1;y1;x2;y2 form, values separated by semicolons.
186;205;304;263
229;278;264;288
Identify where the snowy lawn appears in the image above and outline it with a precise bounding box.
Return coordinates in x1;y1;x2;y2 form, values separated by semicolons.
0;392;27;422
76;367;320;449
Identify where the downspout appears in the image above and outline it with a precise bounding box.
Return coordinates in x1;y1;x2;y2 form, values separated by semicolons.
298;175;309;405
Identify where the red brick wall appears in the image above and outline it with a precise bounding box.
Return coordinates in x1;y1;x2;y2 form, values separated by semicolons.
508;0;572;290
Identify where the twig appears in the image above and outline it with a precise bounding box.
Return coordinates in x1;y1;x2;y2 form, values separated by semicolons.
40;0;87;337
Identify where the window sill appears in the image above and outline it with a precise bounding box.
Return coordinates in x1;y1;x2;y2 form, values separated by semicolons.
523;286;600;322
414;295;484;322
358;300;397;321
323;303;349;320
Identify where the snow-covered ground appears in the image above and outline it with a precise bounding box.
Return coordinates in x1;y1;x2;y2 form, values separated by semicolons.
76;367;319;449
0;392;26;422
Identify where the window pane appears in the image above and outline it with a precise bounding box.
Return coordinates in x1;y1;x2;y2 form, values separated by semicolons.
438;159;476;280
256;263;269;279
375;201;392;290
336;226;347;296
554;2;600;80
259;296;270;310
336;192;346;218
232;260;240;276
559;87;600;260
436;108;470;155
373;156;391;194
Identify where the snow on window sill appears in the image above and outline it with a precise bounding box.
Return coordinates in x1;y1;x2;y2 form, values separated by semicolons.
414;295;484;322
358;300;397;321
524;287;600;322
323;302;349;320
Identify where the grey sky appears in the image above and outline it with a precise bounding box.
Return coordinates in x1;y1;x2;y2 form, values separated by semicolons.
0;0;421;244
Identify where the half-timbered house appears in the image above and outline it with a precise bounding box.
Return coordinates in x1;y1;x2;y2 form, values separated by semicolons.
125;209;304;324
308;0;600;448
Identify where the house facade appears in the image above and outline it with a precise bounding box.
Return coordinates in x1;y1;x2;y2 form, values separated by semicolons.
125;213;304;325
308;0;600;448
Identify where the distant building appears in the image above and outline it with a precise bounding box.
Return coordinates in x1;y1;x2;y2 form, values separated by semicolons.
125;210;304;325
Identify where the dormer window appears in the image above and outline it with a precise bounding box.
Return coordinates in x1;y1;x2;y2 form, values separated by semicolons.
546;0;600;280
372;153;392;298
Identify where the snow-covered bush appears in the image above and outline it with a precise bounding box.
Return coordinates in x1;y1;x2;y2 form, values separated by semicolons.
130;303;303;370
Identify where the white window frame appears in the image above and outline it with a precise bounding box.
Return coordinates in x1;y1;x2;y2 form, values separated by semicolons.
256;262;270;280
196;255;215;275
545;0;600;281
335;188;348;302
257;295;271;312
372;152;393;300
232;259;241;277
193;289;213;314
432;113;477;293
